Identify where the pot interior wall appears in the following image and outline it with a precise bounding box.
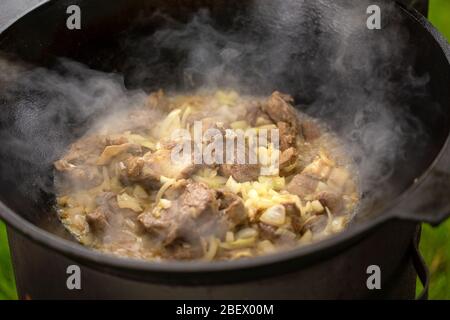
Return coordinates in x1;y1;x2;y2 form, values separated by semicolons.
0;0;448;243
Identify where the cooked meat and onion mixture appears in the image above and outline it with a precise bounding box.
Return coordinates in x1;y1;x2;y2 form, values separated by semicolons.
54;90;359;261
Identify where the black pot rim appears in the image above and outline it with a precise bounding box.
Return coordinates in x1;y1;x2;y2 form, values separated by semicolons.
0;0;449;279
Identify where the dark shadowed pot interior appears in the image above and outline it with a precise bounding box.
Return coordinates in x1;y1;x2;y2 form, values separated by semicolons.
0;0;449;299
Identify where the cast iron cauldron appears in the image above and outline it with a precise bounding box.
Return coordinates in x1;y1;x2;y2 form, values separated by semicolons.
0;0;449;299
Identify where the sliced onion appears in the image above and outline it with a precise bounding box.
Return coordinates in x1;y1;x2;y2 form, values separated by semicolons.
96;144;132;165
117;193;143;213
298;230;313;245
236;228;258;239
225;231;235;243
204;237;219;261
257;240;276;253
259;205;286;227
220;237;256;250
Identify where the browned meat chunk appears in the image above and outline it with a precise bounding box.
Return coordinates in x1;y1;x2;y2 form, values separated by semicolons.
54;161;103;189
120;148;195;189
284;203;303;233
86;192;117;233
138;182;226;247
302;120;322;142
258;223;296;247
277;121;297;151
286;174;319;197
316;191;344;215
121;156;145;180
87;192;139;234
180;182;218;217
138;210;179;245
279;147;297;174
219;163;260;183
258;222;279;241
262;92;299;132
138;183;248;260
86;207;109;233
217;191;247;228
245;102;272;126
60;135;107;166
219;130;261;182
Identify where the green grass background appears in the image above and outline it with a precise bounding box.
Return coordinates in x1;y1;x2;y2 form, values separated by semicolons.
0;0;449;300
0;223;16;299
416;0;450;300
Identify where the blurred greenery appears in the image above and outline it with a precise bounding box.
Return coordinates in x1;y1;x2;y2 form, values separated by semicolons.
419;223;450;299
415;0;450;301
0;222;16;300
0;1;449;300
429;0;450;40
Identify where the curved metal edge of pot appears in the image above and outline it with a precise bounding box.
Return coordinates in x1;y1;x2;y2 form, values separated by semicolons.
0;0;52;34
